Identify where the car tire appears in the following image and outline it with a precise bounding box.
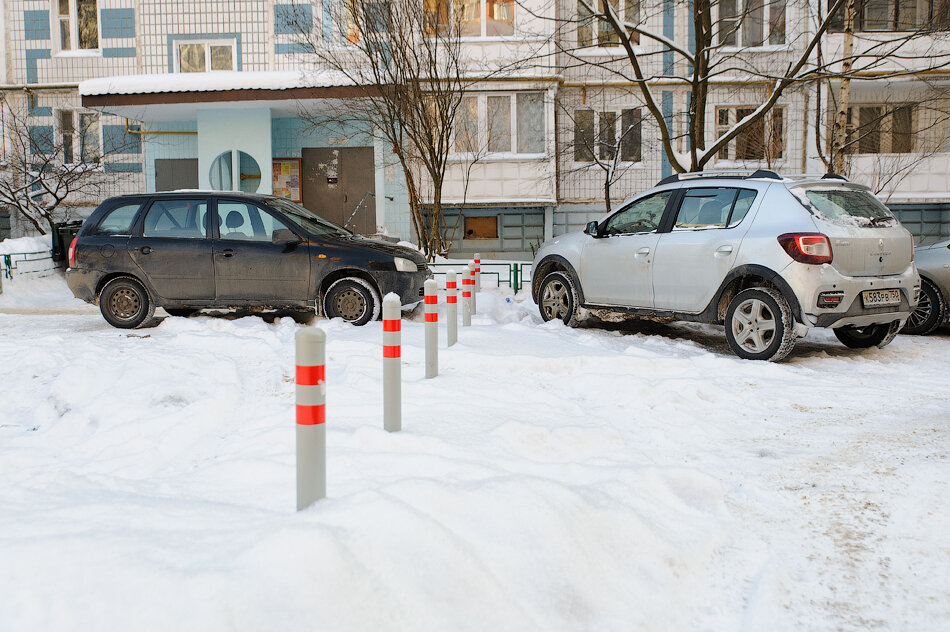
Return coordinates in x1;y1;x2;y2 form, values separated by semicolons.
99;277;156;329
323;277;381;326
537;271;583;327
834;320;902;349
165;308;198;318
725;287;796;361
901;280;946;335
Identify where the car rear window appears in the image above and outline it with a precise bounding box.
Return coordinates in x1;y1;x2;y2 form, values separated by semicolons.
92;203;142;236
804;189;894;224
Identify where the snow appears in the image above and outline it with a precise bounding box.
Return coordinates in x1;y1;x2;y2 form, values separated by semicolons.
78;70;357;97
0;234;52;255
1;274;948;631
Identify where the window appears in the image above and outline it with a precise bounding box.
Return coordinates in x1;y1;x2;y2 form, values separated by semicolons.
425;0;514;37
673;188;757;229
93;203;142;236
603;190;672;235
718;0;785;46
845;105;915;154
56;0;98;51
715;107;785;162
464;216;498;239
578;0;640;47
176;40;236;72
828;0;950;31
143;200;208;239
453;92;546;155
57;110;99;164
573;107;642;163
218;201;292;241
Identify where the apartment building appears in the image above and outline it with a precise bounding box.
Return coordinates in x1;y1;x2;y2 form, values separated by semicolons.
1;0;948;249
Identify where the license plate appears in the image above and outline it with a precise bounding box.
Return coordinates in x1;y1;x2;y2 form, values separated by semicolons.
861;289;901;307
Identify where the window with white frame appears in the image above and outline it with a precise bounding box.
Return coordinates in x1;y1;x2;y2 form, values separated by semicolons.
454;92;545;155
55;0;99;51
57;110;99;164
577;0;641;47
718;0;786;46
175;40;237;73
573;107;643;163
828;0;950;32
425;0;515;37
716;106;785;161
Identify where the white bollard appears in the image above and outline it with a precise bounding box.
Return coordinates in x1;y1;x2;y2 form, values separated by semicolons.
446;271;458;347
424;279;438;379
468;262;477;315
296;327;326;510
474;253;482;292
462;264;473;327
382;294;401;432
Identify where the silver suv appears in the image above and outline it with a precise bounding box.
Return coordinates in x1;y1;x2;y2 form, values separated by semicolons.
532;171;920;361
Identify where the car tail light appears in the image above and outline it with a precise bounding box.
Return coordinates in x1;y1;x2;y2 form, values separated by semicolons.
777;233;833;265
68;236;78;268
910;234;915;262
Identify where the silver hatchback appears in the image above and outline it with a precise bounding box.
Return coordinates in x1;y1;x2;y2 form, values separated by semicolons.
532;171;920;361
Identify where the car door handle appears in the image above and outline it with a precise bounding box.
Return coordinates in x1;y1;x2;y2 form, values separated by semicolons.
140;246;151;255
715;245;734;256
222;249;234;258
636;247;651;255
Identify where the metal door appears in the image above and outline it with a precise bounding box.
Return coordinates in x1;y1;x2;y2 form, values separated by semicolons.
301;147;376;234
155;159;199;191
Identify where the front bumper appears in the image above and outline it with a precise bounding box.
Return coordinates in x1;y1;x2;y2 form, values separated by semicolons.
375;268;432;307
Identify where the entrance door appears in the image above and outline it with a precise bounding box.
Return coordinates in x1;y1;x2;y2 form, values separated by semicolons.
155;159;199;191
301;147;376;234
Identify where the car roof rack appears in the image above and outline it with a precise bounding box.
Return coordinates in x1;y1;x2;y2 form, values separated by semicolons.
656;169;783;186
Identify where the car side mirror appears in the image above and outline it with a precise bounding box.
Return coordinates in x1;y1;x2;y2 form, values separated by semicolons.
272;228;300;244
584;221;601;238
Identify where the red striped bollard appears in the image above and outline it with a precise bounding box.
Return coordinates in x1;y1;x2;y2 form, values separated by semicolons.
446;270;458;347
295;327;326;510
383;294;401;432
474;253;482;292
468;262;477;315
462;264;474;327
424;279;438;378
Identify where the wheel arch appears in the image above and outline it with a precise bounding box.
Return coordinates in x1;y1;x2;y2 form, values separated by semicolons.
317;268;381;315
95;272;152;302
704;264;803;325
532;255;585;304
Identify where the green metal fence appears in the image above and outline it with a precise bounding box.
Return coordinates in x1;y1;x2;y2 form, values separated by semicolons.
428;261;533;294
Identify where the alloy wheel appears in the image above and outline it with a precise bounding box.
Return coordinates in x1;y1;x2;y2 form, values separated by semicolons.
541;279;569;320
731;298;776;353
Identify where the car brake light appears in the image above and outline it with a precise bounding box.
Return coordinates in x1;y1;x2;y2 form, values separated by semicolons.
68;236;78;268
777;233;833;265
910;234;915;262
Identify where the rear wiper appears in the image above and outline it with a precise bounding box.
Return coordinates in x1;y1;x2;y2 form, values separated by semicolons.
868;216;895;226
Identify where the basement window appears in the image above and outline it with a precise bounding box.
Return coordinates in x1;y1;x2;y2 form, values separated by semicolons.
464;216;498;239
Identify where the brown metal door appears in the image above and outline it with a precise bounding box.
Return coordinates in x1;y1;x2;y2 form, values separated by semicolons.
301;147;376;234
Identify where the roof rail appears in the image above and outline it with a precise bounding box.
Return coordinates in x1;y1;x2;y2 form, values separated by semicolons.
656;169;783;186
821;173;849;181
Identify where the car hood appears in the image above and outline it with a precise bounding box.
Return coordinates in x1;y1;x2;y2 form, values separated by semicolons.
341;236;427;265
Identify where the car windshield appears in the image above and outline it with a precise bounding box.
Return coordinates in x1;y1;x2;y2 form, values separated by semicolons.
804;189;895;224
266;198;352;237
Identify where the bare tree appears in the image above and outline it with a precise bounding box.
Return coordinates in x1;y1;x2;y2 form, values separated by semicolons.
554;0;950;173
0;97;132;235
289;0;482;259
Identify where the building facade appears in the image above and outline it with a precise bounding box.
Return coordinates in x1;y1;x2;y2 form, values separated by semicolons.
2;0;948;249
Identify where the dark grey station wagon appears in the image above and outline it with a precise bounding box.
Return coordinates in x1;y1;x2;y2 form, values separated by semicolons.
66;191;430;328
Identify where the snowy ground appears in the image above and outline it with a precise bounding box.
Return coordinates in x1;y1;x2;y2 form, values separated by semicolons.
1;273;948;631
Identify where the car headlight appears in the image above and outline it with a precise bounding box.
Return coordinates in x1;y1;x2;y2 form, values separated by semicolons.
393;257;418;272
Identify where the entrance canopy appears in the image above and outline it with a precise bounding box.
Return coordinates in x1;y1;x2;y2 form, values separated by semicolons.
79;70;370;121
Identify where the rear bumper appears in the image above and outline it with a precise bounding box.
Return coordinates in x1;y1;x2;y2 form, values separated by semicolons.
65;267;99;303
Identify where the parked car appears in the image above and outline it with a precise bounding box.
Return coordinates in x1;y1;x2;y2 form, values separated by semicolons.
532;171;920;361
66;192;430;328
902;237;950;335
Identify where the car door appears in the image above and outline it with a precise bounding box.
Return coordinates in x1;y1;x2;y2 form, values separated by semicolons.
578;190;675;307
128;197;214;301
652;187;760;312
212;198;311;303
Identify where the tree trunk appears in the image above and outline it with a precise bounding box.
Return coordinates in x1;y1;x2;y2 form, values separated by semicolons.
832;0;856;174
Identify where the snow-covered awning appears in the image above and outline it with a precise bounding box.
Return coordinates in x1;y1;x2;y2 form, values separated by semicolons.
79;70;373;121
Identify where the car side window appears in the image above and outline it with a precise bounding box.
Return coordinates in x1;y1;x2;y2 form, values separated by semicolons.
143;200;208;238
218;201;292;242
603;191;672;236
672;187;758;230
93;203;142;236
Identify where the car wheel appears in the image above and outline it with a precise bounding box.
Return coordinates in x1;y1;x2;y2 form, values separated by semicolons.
834;320;902;349
537;271;582;327
165;308;198;318
323;277;380;326
99;277;156;329
725;288;796;361
901;280;946;335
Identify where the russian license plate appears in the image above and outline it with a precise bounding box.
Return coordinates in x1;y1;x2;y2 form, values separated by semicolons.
861;289;901;307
